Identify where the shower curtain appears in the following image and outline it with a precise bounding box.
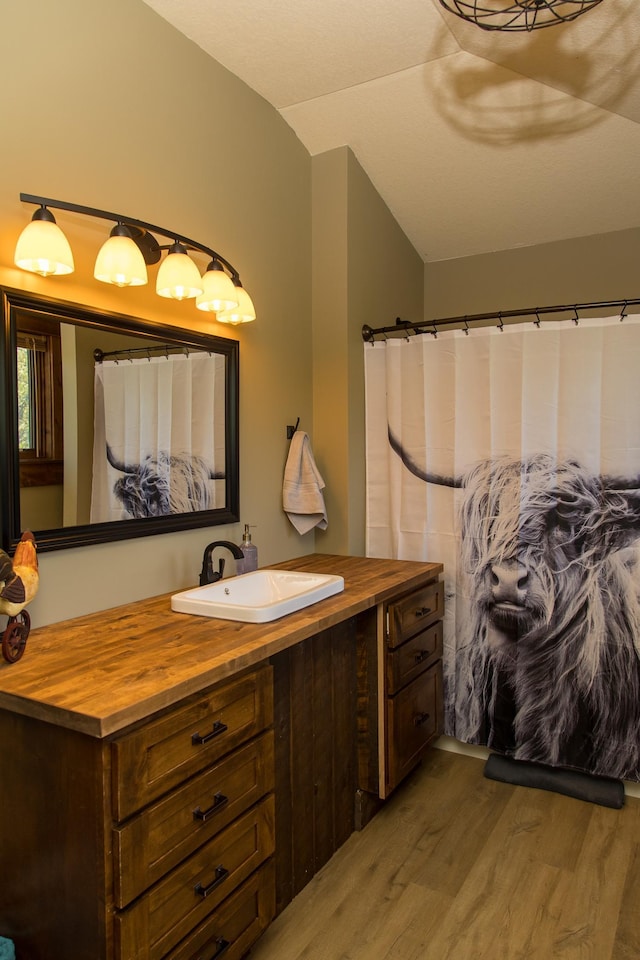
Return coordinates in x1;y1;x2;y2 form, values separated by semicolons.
91;351;225;522
365;316;640;781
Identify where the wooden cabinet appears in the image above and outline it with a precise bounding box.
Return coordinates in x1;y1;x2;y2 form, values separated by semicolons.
384;579;444;795
112;665;275;960
0;554;444;959
357;576;444;804
0;665;275;960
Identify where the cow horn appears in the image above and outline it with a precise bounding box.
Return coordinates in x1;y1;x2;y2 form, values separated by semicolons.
106;443;134;474
388;427;463;488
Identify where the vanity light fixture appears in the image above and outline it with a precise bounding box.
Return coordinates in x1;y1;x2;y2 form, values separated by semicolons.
438;0;604;31
93;223;148;287
14;193;255;323
216;279;257;326
14;205;75;277
196;258;240;313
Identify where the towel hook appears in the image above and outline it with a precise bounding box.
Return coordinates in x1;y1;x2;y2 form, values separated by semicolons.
286;417;300;440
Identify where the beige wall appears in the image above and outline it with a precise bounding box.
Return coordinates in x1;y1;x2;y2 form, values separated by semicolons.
424;227;640;320
1;0;313;625
312;148;424;556
1;0;422;626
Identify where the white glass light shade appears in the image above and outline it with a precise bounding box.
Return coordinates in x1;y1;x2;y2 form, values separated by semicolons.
216;285;256;325
196;262;239;313
14;214;74;277
156;242;203;300
94;228;147;287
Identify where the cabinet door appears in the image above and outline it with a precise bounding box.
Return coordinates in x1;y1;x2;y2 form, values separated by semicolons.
114;796;275;960
164;861;275;960
387;580;444;648
112;667;273;820
386;621;443;695
113;731;274;907
386;661;443;793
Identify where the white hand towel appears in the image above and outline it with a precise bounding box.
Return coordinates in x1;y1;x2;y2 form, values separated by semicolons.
283;431;328;534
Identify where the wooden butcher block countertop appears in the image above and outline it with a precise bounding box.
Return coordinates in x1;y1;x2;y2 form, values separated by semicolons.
0;554;442;739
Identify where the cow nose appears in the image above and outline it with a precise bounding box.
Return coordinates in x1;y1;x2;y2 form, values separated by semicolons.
490;560;528;601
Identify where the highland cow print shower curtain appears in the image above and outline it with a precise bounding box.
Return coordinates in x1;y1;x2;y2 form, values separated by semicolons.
365;316;640;781
91;351;226;522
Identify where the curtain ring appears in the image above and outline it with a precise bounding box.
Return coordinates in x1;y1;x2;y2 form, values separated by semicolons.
463;318;470;336
620;301;628;321
573;307;579;325
534;310;541;328
497;312;504;332
430;322;438;339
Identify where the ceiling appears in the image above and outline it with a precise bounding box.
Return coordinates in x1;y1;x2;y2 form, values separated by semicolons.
141;0;640;262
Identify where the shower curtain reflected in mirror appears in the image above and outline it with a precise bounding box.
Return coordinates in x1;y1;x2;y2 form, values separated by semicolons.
91;352;226;522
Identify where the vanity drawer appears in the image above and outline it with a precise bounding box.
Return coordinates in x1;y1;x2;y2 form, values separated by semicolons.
386;621;443;695
113;731;275;907
114;794;275;960
164;860;275;960
387;580;444;648
386;661;443;792
112;666;273;821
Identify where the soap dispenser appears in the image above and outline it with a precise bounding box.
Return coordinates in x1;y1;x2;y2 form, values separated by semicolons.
239;524;258;572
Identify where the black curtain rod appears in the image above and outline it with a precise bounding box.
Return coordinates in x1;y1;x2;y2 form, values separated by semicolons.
362;298;640;342
93;344;199;363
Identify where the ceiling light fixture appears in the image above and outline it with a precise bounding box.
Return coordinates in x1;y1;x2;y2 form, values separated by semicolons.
438;0;604;32
14;193;256;323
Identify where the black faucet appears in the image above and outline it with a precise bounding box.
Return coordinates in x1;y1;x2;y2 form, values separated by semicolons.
199;540;245;586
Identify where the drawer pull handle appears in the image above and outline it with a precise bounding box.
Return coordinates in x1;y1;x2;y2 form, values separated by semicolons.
199;937;231;960
414;711;431;727
415;606;432;619
193;793;229;822
195;865;229;898
197;937;231;960
414;650;430;664
192;720;228;745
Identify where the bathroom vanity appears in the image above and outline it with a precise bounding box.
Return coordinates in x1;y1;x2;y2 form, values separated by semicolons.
0;554;443;960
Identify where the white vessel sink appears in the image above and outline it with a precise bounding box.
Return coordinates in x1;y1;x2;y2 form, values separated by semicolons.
171;569;345;623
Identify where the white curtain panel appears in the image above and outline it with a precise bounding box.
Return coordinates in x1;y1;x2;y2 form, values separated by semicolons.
365;316;640;780
91;352;225;522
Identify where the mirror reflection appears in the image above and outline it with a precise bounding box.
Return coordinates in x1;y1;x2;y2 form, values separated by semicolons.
1;288;239;552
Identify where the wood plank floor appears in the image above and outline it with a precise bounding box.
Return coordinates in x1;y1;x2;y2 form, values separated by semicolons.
249;749;640;960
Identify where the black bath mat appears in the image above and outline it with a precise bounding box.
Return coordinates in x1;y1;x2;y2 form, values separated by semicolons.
484;753;625;809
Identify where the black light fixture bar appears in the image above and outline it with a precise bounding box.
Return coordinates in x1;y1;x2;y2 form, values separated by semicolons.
19;192;240;280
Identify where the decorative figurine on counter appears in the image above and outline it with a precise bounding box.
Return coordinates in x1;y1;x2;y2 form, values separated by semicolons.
0;531;39;663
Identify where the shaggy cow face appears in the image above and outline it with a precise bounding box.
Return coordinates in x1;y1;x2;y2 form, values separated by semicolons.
459;455;615;656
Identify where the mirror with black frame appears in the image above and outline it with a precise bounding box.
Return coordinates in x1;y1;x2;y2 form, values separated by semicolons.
0;287;239;552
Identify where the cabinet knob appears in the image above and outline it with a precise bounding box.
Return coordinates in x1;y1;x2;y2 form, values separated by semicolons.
415;607;432;619
413;711;431;727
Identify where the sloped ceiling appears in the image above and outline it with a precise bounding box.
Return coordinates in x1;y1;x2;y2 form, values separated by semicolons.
141;0;640;262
